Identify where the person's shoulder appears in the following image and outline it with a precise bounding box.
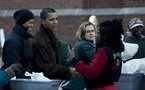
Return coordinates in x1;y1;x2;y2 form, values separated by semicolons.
97;47;108;54
6;34;21;45
34;30;45;40
60;40;70;45
80;41;93;48
75;42;92;52
124;36;133;42
74;41;83;48
75;40;87;45
8;31;19;39
33;31;49;45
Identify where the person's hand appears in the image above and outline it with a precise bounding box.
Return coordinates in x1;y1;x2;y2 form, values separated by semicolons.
10;63;22;71
68;48;75;61
4;63;22;78
69;67;80;77
10;63;26;78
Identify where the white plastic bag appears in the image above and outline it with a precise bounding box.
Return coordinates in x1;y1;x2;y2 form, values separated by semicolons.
122;42;139;61
25;72;50;81
122;58;145;74
58;80;70;90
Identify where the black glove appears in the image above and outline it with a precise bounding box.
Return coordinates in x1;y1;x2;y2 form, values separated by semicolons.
10;63;26;78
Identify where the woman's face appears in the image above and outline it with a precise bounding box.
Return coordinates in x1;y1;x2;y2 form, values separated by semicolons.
84;25;96;41
23;19;35;32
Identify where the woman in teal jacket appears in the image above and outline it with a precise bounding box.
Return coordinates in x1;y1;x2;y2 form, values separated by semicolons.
63;21;97;90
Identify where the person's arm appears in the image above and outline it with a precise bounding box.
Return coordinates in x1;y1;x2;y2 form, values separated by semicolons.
0;63;23;88
75;48;108;80
0;71;12;88
79;43;95;63
72;43;95;65
33;43;73;80
0;63;22;88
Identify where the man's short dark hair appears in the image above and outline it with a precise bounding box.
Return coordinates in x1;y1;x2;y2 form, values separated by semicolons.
40;7;56;19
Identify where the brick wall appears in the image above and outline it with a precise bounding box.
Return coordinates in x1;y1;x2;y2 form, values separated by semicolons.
1;0;145;9
0;0;145;46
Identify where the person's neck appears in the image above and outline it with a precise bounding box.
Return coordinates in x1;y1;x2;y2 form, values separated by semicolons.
85;39;93;43
41;24;53;32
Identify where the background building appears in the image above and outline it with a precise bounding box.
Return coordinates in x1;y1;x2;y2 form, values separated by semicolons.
0;0;145;46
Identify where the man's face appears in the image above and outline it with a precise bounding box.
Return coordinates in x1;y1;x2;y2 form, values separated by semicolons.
131;25;144;38
42;12;58;31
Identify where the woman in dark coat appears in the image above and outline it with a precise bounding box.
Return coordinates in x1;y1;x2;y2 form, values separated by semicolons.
63;21;97;90
2;9;35;78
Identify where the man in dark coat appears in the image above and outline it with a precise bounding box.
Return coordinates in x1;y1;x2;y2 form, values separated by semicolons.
32;7;78;80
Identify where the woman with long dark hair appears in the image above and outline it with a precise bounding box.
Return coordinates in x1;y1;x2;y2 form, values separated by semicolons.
75;18;124;90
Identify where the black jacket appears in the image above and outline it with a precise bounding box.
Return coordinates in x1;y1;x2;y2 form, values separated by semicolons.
2;24;33;69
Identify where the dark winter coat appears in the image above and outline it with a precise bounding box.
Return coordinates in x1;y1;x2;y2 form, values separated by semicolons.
32;24;71;80
2;24;33;69
63;40;96;90
73;40;96;65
